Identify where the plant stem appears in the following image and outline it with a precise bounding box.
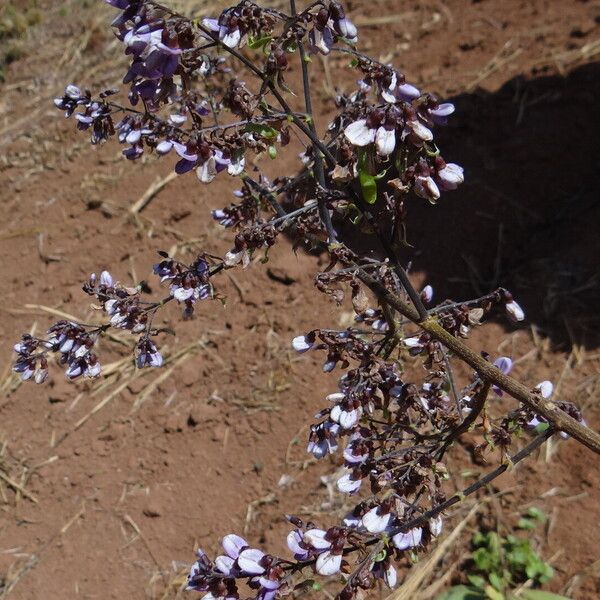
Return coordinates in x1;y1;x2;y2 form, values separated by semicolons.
355;268;600;454
289;0;337;243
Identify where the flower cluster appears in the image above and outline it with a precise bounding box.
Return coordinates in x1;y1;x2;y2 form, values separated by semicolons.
13;320;101;383
153;253;215;317
202;2;277;49
187;534;285;600
308;1;357;55
12;252;222;383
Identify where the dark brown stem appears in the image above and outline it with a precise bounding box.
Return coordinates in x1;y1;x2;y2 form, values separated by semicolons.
437;380;491;460
355;268;600;455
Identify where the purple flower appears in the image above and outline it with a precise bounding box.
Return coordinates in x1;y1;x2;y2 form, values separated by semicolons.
428;102;455;125
392;527;422;550
287;529;310;560
492;356;512;396
435;159;464;191
396;82;421;102
135;338;163;368
222;533;248;559
494;356;513;375
307;421;340;459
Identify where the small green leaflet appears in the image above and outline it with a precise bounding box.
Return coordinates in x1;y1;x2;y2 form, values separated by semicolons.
246;34;272;51
244;123;279;140
357;148;387;205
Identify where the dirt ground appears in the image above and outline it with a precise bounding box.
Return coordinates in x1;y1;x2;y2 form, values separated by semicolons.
0;0;599;599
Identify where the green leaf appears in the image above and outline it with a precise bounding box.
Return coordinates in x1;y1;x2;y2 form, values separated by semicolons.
467;575;487;590
357;148;387;205
526;507;547;523
357;151;378;204
484;584;504;600
244;123;279;139
488;572;505;591
435;585;486;600
246;34;272;49
267;145;277;159
517;518;537;531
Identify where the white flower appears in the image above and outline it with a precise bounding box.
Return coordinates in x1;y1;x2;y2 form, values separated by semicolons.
375;127;396;156
506;300;525;322
292;335;313;353
215;555;234;575
430;516;443;536
85;361;101;378
385;564;398;587
403;336;422;348
436;163;464;191
316;551;342;576
222;533;247;558
330;404;362;429
224;249;250;268
196;156;218;183
380;71;397;103
237;548;266;575
337;471;362;494
169;113;187;125
156;140;174;154
172;286;196;302
405;119;433;142
421;285;433;303
344;119;396;156
303;528;331;551
344;119;376;146
227;154;245;176
414;175;440;203
65;84;81;99
342;512;362;528
100;270;113;287
536;380;553;399
361;507;393;534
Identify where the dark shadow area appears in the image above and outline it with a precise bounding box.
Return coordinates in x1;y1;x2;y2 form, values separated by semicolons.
405;62;600;351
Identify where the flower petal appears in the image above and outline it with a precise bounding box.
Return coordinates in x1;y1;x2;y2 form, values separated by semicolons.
375;127;396;156
344;119;376;146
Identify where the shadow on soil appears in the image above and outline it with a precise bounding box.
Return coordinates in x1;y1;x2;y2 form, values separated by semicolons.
405;61;600;352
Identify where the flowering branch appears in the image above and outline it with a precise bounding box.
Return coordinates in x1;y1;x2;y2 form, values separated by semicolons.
12;1;599;598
